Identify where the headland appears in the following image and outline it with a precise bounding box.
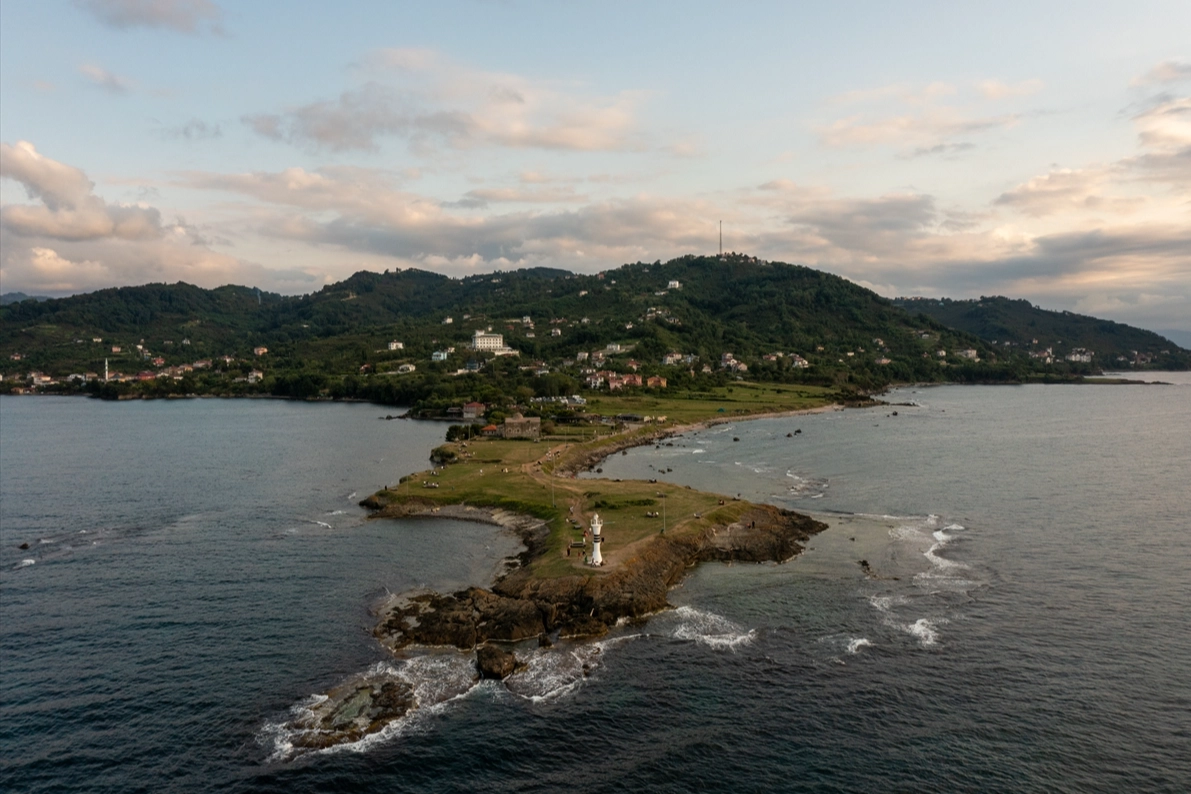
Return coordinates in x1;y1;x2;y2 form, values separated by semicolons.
279;387;841;750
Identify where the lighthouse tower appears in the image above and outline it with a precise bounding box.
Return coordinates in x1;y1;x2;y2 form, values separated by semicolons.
589;513;604;566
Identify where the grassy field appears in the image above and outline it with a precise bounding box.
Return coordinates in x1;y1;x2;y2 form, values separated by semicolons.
580;382;833;423
370;381;835;580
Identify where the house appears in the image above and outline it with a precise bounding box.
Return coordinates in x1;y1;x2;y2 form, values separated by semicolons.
152;357;165;367
875;357;892;366
606;343;623;353
647;376;667;388
443;317;454;324
472;330;516;355
432;351;449;362
957;349;979;360
790;354;810;369
111;346;122;353
667;280;681;290
481;424;500;437
662;352;683;366
253;346;268;356
551;328;562;337
397;364;416;374
501;413;541;439
463;402;486;420
465;359;481;372
247;369;264;384
388;341;404;351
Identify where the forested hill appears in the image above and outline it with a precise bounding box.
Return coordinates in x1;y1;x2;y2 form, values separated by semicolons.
2;256;990;385
893;296;1188;367
3;256;1186;399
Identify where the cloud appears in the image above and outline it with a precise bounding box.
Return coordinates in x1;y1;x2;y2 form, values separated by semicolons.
75;0;223;34
79;63;131;94
994;168;1115;217
978;79;1044;99
906;142;977;159
818;110;1019;148
816;79;1042;154
1131;58;1191;87
458;186;588;206
243;51;648;154
160;118;222;140
2;141;162;239
0;142;314;296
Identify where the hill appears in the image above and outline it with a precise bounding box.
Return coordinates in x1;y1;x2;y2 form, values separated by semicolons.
1;292;50;306
3;255;1185;404
893;296;1188;368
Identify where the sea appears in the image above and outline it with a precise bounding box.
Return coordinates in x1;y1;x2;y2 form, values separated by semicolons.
1;378;1188;793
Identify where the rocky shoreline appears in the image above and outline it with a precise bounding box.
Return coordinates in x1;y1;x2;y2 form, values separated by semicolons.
281;417;830;752
371;503;824;651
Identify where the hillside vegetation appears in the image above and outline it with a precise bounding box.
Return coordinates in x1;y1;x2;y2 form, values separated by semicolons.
894;296;1187;367
3;255;1185;407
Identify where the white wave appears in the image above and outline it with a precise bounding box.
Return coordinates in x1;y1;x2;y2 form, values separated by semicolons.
889;525;927;542
846;638;872;654
943;523;965;531
691;449;706;454
905;618;942;647
346;491;357;501
261;654;481;761
668;606;755;651
328;510;346;515
15;558;35;569
304;519;333;529
868;594;908;613
38;538;56;545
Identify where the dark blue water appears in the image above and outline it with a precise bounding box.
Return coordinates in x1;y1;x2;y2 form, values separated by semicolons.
2;385;1189;793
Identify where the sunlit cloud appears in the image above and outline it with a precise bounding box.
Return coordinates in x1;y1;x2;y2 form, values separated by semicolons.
244;50;650;154
1130;58;1191;87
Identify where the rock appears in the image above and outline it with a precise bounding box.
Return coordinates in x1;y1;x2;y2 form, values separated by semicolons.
19;542;30;550
476;645;519;680
538;632;553;648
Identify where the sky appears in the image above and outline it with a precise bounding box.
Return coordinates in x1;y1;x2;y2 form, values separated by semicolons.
1;1;1189;334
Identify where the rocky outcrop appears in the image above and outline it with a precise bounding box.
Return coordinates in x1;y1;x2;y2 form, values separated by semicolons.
289;680;415;751
476;645;520;680
373;504;825;650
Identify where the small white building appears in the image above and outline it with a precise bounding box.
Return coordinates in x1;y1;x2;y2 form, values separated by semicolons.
432;351;449;362
668;280;681;290
388;341;404;351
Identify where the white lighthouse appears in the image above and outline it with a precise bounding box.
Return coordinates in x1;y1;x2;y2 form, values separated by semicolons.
589;513;604;566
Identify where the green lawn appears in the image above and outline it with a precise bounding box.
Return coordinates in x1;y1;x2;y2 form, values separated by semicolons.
370;382;835;580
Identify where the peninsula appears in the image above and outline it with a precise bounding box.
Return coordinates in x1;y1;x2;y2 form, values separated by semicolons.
283;383;838;750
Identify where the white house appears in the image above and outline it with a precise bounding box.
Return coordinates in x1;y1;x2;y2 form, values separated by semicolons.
472;330;505;351
388;341;404;351
432;351;449;362
668;280;681;289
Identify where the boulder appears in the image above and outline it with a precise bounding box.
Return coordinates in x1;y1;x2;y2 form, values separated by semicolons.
476;645;519;680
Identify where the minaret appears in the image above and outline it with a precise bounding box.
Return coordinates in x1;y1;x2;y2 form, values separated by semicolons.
589;513;604;566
